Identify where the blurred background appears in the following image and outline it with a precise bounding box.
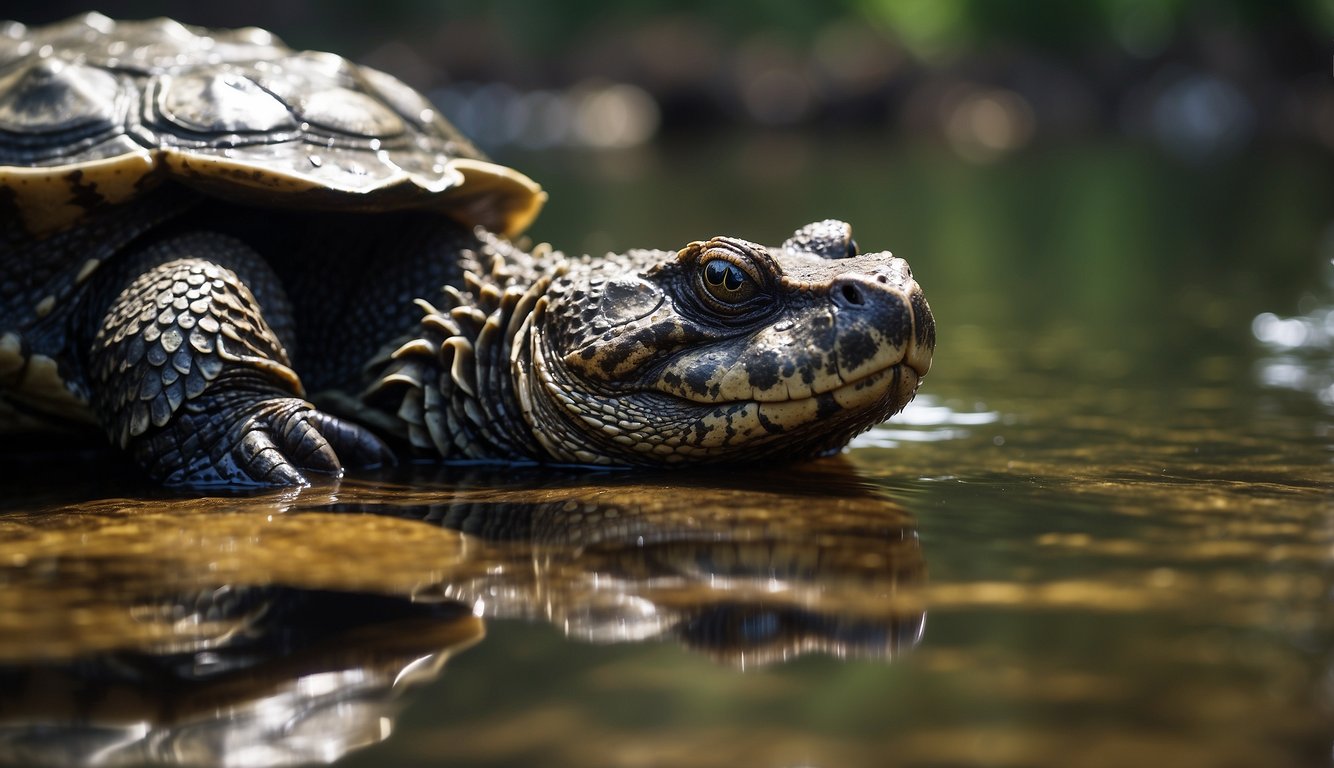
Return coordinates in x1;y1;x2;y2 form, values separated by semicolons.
9;1;1332;155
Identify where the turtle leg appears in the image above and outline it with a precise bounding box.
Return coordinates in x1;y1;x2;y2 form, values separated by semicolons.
85;232;394;487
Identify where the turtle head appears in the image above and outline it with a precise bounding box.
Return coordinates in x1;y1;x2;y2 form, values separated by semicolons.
524;220;935;464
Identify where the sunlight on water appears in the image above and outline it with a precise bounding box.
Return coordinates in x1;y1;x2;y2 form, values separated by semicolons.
1253;237;1334;409
851;395;1002;448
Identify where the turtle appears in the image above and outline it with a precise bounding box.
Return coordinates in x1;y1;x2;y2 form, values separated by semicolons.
0;13;935;487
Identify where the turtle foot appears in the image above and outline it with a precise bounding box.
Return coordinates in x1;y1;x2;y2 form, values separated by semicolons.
135;394;393;488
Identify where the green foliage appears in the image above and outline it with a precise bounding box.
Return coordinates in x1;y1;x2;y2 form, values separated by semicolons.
403;0;1333;59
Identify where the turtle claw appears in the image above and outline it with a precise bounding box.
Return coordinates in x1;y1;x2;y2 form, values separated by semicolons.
262;401;345;477
133;395;392;488
222;398;398;486
236;427;314;486
308;411;397;470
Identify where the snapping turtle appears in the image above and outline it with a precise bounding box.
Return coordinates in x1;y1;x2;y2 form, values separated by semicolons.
0;13;935;487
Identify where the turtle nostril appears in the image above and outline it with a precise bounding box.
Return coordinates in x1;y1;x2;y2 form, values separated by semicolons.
840;282;865;306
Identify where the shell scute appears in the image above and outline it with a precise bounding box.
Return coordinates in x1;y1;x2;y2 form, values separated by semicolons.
1;13;544;238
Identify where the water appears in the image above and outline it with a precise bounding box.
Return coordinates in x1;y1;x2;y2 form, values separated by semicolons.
1;138;1331;767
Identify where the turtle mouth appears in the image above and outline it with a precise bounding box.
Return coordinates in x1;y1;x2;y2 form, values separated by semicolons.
767;352;924;406
747;362;920;430
660;345;925;409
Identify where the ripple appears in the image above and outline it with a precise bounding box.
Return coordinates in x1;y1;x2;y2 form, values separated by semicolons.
1252;248;1334;408
852;395;1001;449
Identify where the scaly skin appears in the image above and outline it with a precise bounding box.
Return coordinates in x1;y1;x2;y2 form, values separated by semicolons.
85;232;393;486
373;219;935;467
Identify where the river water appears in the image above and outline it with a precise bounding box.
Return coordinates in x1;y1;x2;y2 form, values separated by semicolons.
1;138;1331;767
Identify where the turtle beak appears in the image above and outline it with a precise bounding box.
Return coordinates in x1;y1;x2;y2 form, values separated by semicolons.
905;286;934;380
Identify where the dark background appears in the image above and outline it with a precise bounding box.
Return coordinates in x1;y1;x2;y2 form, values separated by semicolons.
6;1;1332;156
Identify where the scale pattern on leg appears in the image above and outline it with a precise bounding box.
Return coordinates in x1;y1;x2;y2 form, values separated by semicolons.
89;237;302;450
87;233;392;486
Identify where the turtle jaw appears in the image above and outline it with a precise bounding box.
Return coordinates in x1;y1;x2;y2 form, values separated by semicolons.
527;355;924;467
751;358;921;429
671;354;925;464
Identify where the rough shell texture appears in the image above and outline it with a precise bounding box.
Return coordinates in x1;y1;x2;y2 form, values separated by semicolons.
0;12;544;237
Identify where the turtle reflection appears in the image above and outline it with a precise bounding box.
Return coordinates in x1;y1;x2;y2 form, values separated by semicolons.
311;461;927;667
0;460;924;767
0;587;481;768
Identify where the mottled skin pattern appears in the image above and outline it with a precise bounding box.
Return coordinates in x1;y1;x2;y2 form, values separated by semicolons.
0;14;935;486
375;221;933;466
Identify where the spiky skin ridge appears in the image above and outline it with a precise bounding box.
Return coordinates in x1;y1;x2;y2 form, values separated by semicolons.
369;233;557;460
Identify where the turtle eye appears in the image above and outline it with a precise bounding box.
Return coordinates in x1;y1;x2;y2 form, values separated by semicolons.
699;258;757;306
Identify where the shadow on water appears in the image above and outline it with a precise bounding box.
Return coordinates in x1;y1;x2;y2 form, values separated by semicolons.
0;460;922;767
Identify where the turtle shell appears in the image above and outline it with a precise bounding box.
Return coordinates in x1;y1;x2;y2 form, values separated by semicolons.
0;12;545;238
